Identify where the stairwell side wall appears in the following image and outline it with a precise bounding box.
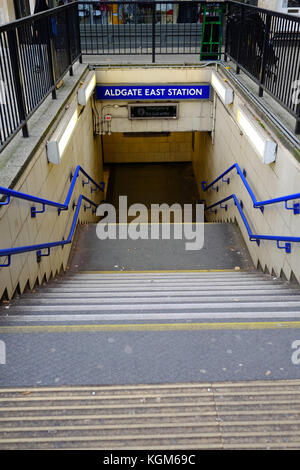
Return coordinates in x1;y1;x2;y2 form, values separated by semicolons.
192;77;300;283
0;88;103;301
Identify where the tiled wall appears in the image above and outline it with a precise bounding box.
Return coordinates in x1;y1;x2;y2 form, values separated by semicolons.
192;94;300;282
0;98;103;300
97;101;213;135
95;66;213;139
103;132;194;163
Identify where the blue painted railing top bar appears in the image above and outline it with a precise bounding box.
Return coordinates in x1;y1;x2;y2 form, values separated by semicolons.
201;163;300;254
202;163;300;213
0;166;104;267
0;165;104;217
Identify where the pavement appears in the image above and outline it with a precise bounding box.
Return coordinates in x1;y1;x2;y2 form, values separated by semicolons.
0;323;300;387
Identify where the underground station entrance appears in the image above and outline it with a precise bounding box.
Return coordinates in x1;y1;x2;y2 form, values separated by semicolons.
0;1;300;451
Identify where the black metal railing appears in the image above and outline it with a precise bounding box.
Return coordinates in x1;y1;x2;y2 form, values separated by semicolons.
78;1;224;61
225;1;300;133
78;0;299;133
0;1;299;152
0;2;81;152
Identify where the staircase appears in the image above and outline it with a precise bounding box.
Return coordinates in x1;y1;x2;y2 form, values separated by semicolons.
4;270;300;322
1;168;300;449
2;225;300;449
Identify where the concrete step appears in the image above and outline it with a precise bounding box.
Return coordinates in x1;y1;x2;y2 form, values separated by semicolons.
50;271;281;278
59;277;267;283
18;289;300;298
5;299;300;310
2;311;300;323
11;295;300;306
2;271;299;324
32;285;293;294
54;273;273;280
63;271;264;278
56;272;271;279
42;280;286;287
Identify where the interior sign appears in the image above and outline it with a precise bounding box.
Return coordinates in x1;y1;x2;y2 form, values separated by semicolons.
96;84;210;100
129;104;178;119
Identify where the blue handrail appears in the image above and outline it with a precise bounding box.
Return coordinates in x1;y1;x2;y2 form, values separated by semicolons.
202;164;300;253
0;165;105;217
202;163;300;214
0;166;104;267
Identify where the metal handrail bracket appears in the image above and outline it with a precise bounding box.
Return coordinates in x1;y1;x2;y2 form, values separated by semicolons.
0;166;104;267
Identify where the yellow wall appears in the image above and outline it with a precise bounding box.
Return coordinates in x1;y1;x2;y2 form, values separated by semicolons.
95;66;213;135
192;88;300;282
0;91;103;300
103;132;194;163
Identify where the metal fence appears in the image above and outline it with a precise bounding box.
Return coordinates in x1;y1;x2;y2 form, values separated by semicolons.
0;1;299;152
0;3;81;152
78;1;224;61
75;0;300;134
225;1;300;133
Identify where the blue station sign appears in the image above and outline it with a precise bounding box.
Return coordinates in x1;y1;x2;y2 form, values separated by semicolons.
96;84;210;100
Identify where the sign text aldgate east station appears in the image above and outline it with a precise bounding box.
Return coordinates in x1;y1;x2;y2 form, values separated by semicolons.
96;84;210;100
103;88;204;98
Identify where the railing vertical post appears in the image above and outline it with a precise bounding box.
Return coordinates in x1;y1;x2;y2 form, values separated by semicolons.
75;2;83;64
65;7;73;77
7;28;28;138
46;15;57;100
152;2;156;63
223;1;230;62
235;5;244;75
258;14;271;98
296;106;300;134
